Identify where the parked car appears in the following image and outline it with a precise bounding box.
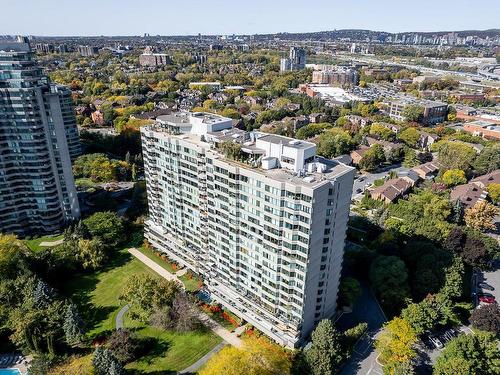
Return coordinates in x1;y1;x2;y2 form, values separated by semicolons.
429;335;444;349
479;295;496;304
357;177;365;182
478;282;495;291
356;188;362;193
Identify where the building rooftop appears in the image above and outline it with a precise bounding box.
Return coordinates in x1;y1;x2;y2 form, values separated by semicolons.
256;134;316;150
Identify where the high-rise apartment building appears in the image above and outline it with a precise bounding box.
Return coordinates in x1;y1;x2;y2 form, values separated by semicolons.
280;47;307;72
141;111;354;347
312;68;359;86
0;37;80;236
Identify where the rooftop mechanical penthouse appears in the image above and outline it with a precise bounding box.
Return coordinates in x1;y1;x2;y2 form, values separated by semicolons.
140;111;355;347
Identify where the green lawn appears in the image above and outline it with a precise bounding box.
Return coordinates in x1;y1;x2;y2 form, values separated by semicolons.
137;247;202;292
60;248;221;374
60;249;158;336
137;246;177;273
25;234;64;252
124;315;222;374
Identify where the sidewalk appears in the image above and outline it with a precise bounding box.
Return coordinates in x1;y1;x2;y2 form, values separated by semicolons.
128;248;244;348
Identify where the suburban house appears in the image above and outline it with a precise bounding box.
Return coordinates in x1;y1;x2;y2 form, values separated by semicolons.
418;131;439;150
470;169;500;189
412;161;440;179
450;183;487;208
347;115;372;128
370;178;413;203
350;145;371;165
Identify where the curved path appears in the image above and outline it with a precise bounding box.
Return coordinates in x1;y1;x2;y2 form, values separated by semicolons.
115;304;130;329
178;342;226;374
128;248;243;348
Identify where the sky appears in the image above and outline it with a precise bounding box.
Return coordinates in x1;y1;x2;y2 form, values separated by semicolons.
1;0;499;36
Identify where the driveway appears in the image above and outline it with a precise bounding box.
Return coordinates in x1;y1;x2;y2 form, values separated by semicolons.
474;260;500;306
337;282;387;375
352;165;411;200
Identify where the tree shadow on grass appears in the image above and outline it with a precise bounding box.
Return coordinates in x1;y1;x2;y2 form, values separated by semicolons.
59;249;134;332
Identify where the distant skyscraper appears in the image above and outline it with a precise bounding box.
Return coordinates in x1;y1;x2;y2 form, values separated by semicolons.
280;47;306;72
0;37;80;236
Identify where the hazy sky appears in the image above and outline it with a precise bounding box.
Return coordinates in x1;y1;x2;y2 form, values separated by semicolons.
1;0;499;36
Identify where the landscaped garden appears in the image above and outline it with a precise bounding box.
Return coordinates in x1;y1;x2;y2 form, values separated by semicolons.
24;233;64;252
60;248;221;373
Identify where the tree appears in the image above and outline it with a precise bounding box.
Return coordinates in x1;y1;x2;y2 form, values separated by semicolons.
199;337;291;375
295;123;332;140
401;296;440;335
434;331;500;375
0;234;29;280
317;128;353;158
370;256;410;313
450;199;464;224
470;304;500;334
107;329;141;363
339;277;362;307
472;143;500;174
488;183;500;204
83;211;125;248
120;274;180;322
464;200;499;232
92;347;124;375
305;319;345;375
63;303;85;347
432;141;476;172
398;128;420;148
359;144;386;171
76;238;106;270
441;169;467;187
403;148;419;168
402;105;424;123
375;318;417;367
169;292;199;332
369;123;394;141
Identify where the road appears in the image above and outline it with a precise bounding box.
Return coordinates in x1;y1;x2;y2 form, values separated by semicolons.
352;165;411;200
337;282;387;375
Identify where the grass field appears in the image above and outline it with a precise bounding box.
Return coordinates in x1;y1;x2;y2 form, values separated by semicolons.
25;234;64;252
124;315;222;374
60;249;157;336
137;246;202;292
60;248;220;373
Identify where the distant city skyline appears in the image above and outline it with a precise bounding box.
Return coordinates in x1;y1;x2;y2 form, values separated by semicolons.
1;0;499;37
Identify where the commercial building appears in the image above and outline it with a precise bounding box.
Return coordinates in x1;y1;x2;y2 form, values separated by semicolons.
0;37;80;236
139;46;172;67
141;111;354;348
462;120;500;140
389;99;448;125
280;47;306;72
77;45;99;56
311;68;359;86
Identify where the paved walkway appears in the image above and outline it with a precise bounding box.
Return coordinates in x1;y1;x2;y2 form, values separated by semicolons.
115;304;130;329
39;238;64;247
178;342;226;374
128;248;243;348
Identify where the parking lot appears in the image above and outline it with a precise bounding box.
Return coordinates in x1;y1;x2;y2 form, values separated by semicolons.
473;260;500;307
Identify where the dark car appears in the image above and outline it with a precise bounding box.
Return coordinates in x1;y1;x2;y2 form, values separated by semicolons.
356;188;362;193
478;282;495;291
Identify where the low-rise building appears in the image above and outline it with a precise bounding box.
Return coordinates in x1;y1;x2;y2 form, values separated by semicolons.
370;178;412;203
389;99;448;125
462;120;500;141
418;131;439;150
91;110;105;126
412;161;440;179
350;146;370;165
311;68;359;86
471;169;500;189
346;115;372;128
450;183;487;208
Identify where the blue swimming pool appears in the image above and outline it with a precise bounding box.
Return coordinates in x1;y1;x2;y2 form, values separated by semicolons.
0;369;21;375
